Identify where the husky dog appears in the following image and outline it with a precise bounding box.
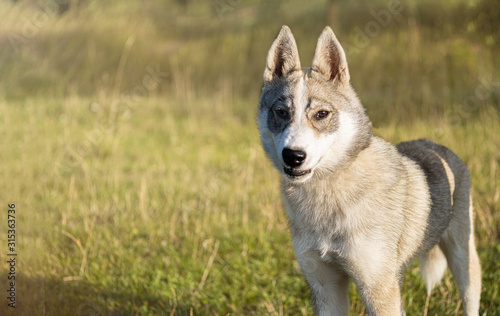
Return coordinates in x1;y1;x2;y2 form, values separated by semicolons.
257;26;481;315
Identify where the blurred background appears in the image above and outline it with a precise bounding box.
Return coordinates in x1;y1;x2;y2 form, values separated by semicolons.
0;0;499;314
1;0;499;122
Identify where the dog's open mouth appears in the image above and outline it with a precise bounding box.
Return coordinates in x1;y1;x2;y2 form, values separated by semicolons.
284;167;312;178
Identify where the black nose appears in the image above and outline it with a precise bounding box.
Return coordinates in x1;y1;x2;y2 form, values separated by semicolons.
282;148;306;167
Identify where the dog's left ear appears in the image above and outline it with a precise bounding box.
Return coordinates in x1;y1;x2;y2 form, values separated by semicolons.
311;26;350;86
264;25;302;83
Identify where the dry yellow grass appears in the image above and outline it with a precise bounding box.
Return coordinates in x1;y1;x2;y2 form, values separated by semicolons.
0;0;498;314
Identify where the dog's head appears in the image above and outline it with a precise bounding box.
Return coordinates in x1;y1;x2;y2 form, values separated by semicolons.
257;26;372;182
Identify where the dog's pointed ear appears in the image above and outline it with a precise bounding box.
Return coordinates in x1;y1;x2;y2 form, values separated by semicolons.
264;25;302;83
311;26;350;86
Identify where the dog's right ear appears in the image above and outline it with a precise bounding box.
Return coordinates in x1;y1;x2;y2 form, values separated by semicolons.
263;25;302;83
311;26;350;87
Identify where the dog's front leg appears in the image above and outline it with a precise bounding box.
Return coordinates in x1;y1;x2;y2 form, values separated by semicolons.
355;276;404;316
297;249;350;315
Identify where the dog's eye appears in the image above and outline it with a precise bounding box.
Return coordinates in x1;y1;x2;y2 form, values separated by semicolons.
315;110;329;120
274;108;288;119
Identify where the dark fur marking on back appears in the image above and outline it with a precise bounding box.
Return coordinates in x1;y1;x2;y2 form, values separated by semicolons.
396;139;455;251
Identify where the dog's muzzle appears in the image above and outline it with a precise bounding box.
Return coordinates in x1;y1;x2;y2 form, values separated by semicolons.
282;148;306;167
282;148;311;178
284;167;311;178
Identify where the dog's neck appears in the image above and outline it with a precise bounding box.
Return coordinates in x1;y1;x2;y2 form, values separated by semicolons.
281;136;396;208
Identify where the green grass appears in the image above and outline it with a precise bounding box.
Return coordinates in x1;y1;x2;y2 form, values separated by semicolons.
0;0;499;315
1;96;499;315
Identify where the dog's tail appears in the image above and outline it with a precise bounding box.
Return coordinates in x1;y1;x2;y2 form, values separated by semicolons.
420;244;448;295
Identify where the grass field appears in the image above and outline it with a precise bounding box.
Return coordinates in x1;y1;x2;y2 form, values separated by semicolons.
0;0;499;315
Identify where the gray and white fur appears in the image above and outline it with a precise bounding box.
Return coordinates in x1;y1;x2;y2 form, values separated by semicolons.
257;25;481;315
